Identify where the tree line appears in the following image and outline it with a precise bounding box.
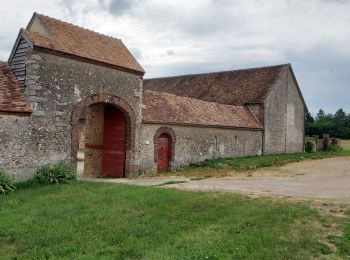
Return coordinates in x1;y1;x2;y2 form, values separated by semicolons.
305;109;350;139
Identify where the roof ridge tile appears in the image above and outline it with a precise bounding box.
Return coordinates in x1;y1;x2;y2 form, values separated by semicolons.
144;64;288;81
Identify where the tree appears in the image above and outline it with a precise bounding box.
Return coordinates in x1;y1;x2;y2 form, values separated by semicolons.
335;108;346;121
315;117;335;136
306;108;350;139
316;109;325;120
305;112;314;123
305;112;316;136
345;114;350;128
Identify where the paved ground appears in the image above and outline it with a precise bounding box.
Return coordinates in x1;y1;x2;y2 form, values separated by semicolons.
82;157;350;202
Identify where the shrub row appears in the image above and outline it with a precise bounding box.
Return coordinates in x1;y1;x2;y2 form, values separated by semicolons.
0;163;77;195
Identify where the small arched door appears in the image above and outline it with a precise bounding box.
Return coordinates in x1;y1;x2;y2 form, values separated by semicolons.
157;133;170;172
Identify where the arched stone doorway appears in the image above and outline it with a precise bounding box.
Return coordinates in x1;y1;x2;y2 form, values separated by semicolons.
156;133;170;172
71;94;136;177
153;127;176;173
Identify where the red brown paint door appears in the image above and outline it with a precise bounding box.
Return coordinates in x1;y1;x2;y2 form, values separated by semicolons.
157;133;170;172
101;105;126;177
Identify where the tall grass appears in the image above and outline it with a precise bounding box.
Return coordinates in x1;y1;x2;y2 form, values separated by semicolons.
0;170;16;194
35;163;77;184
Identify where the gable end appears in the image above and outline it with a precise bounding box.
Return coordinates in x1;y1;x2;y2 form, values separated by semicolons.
8;30;33;86
288;66;308;112
26;13;51;36
261;64;307;113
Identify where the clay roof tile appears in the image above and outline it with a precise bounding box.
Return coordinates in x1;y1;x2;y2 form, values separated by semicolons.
24;13;144;75
0;62;32;114
144;65;288;106
142;90;262;129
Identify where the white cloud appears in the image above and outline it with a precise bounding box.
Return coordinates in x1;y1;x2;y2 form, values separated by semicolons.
0;0;349;112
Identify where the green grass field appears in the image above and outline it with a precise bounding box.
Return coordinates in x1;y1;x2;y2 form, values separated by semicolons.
0;182;349;259
156;147;350;178
341;140;350;150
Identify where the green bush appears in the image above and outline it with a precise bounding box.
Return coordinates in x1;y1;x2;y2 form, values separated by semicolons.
305;141;314;153
35;163;77;185
0;170;16;194
328;144;343;152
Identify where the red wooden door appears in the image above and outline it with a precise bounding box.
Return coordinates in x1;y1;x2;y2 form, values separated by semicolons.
102;105;126;177
157;133;170;172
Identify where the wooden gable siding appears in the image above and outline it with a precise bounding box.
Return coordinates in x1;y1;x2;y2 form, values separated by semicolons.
9;36;31;86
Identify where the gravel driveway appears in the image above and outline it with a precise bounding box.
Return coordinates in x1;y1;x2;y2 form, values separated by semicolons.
84;157;350;202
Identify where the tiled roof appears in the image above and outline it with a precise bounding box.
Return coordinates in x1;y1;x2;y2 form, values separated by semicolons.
0;62;32;114
142;90;262;129
144;65;287;105
23;13;144;75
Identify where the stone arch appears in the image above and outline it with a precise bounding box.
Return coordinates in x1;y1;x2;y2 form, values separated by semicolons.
153;127;176;163
71;94;136;174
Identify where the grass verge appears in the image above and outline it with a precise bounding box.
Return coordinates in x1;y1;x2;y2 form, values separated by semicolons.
173;148;350;177
328;209;350;258
341;140;350;151
0;182;348;259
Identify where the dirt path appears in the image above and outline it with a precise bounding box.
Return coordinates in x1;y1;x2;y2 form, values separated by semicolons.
83;157;350;202
174;157;350;201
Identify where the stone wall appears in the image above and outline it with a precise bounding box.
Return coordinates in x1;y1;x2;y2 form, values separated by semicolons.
138;123;263;172
83;103;104;175
264;67;305;154
0;50;143;179
0;112;72;180
0;49;306;179
0;114;50;180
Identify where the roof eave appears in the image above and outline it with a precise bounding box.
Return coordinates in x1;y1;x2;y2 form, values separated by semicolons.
26;12;37;30
142;120;263;131
288;64;308;113
33;46;145;76
244;102;263;105
119;39;145;74
0;109;33;115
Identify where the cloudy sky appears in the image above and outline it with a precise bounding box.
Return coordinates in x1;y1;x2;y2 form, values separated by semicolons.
0;0;349;115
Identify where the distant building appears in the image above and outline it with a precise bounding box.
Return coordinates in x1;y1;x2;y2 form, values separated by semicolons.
0;13;307;179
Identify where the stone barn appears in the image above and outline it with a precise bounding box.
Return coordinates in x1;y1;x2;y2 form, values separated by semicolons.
0;13;307;180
